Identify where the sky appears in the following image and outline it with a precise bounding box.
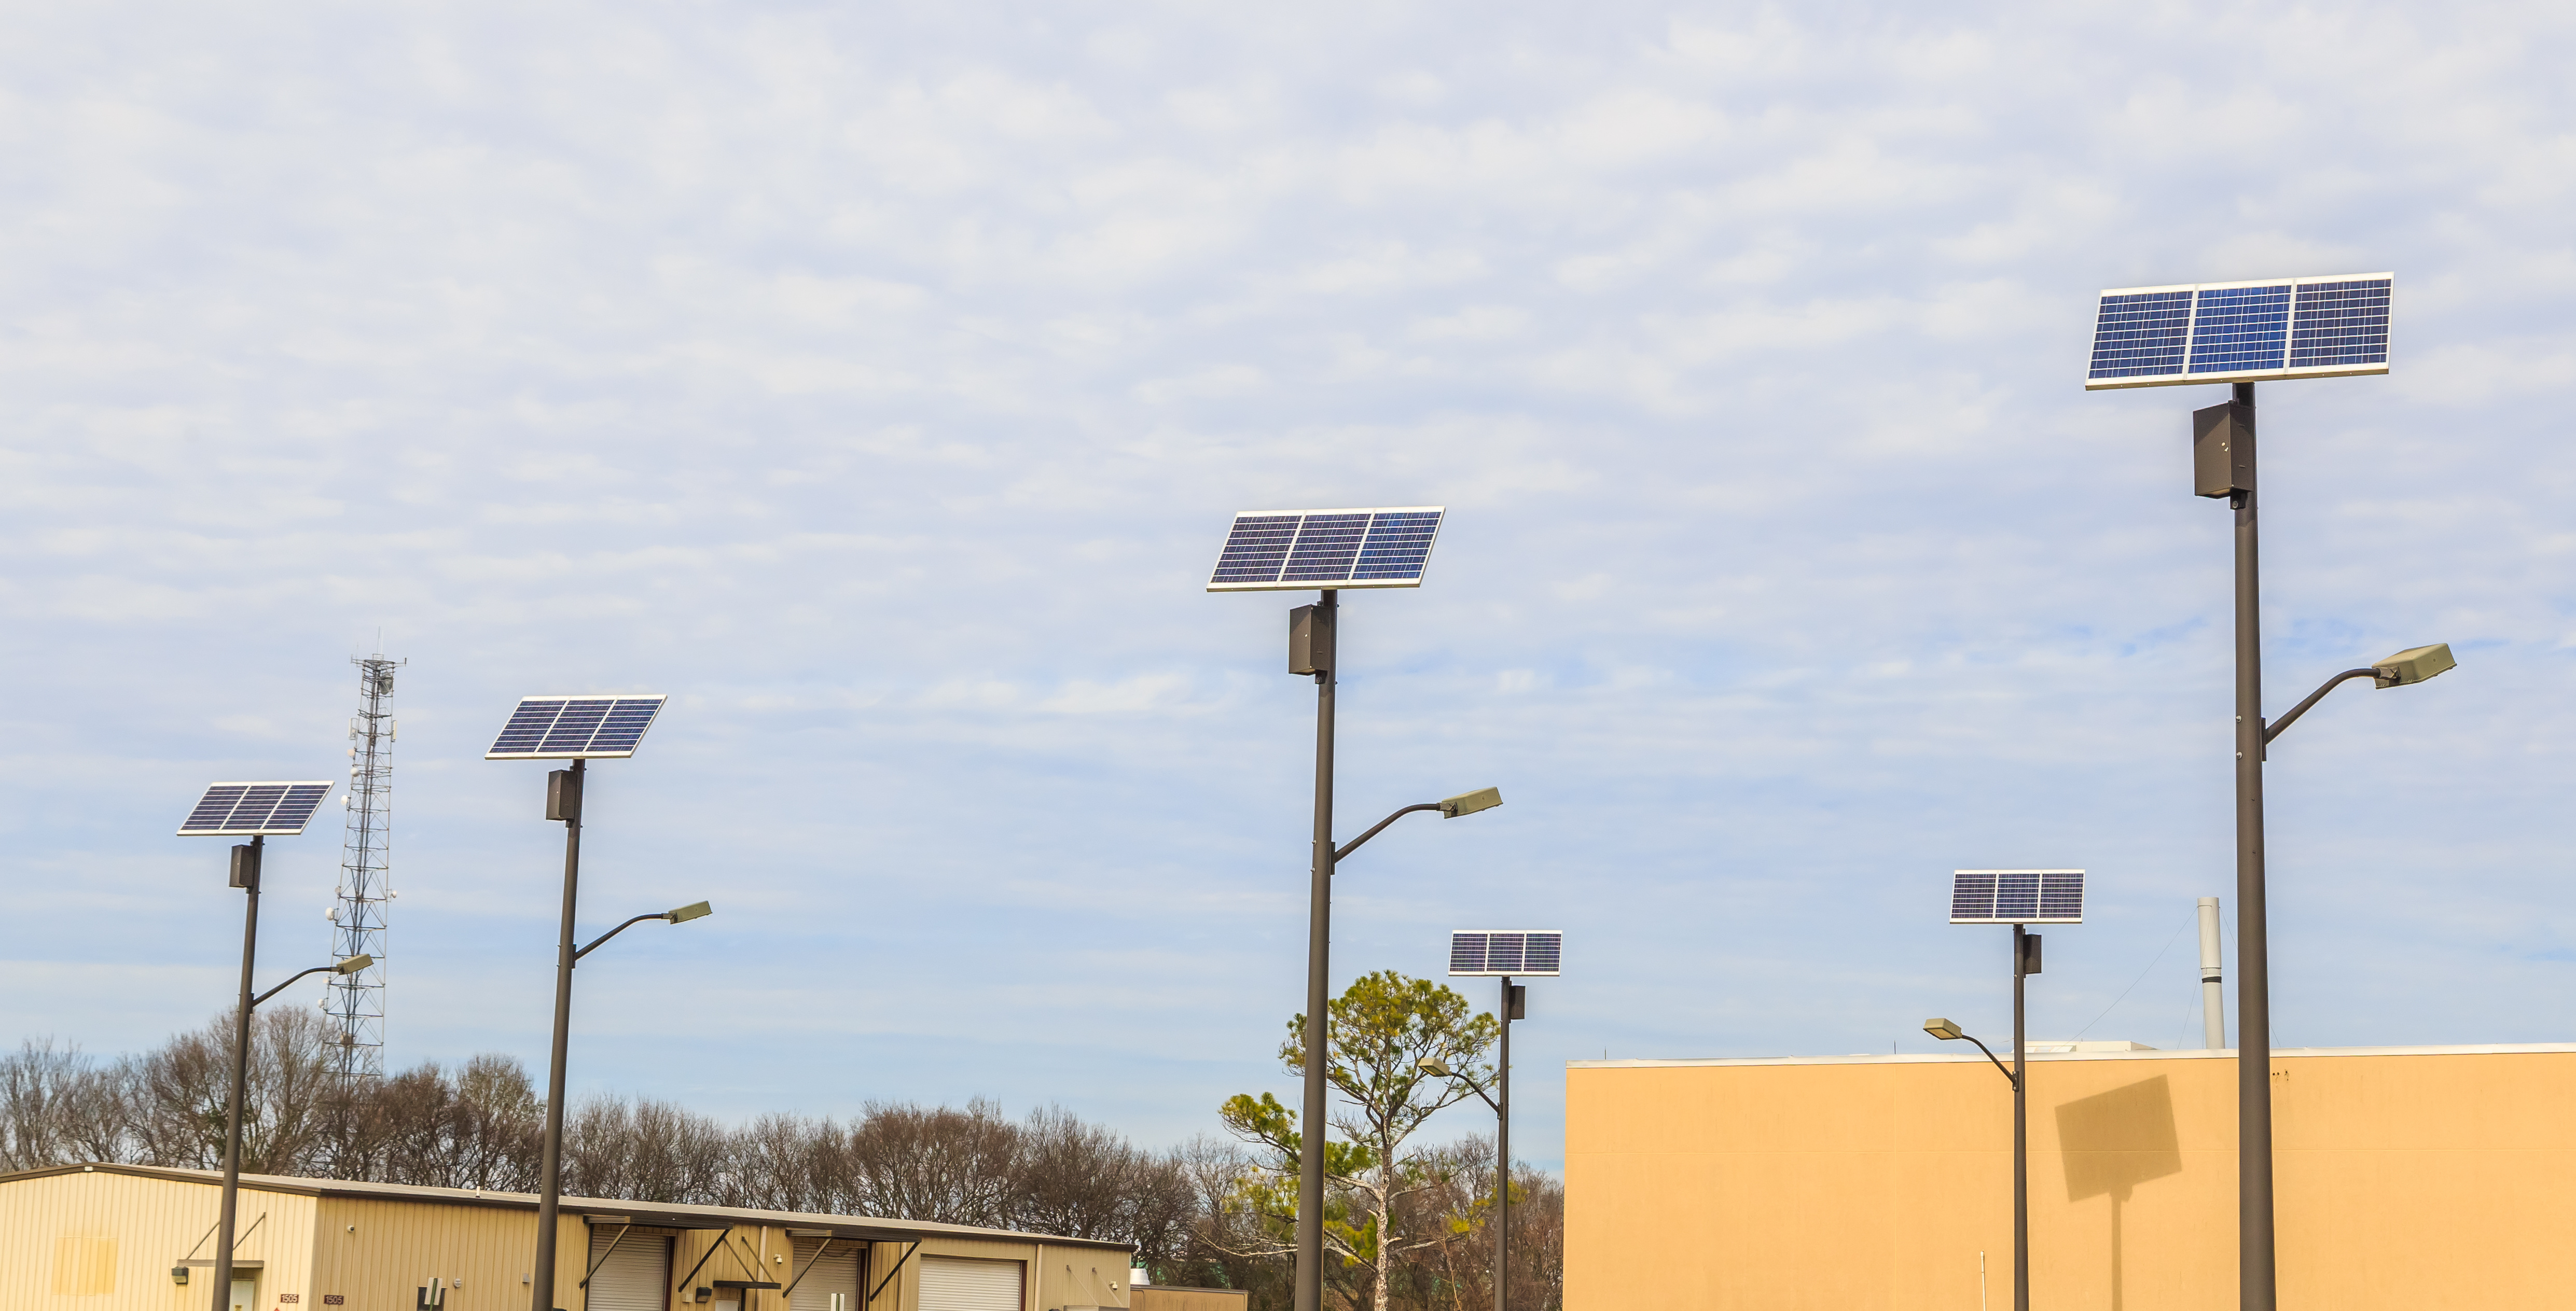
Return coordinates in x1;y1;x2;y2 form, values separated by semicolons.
3;1;2572;1175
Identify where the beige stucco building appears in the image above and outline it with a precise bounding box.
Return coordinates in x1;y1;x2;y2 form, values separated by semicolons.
1565;1041;2576;1309
4;1164;1134;1311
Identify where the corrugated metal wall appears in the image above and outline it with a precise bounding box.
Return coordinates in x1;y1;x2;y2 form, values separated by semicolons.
0;1169;317;1311
310;1194;554;1311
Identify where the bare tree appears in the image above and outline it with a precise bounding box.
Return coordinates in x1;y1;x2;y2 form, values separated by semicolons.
842;1098;1021;1226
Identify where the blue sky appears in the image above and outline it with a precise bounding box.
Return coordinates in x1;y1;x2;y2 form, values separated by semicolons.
4;2;2572;1173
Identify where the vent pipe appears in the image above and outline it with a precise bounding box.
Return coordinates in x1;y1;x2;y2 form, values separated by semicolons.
2199;897;2226;1049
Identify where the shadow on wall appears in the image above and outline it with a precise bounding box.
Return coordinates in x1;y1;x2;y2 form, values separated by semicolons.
2055;1076;2183;1311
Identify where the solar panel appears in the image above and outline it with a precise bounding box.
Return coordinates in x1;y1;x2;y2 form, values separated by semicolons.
1207;508;1446;591
177;782;336;836
1950;870;2085;924
484;695;668;760
2083;273;2391;389
1448;930;1564;977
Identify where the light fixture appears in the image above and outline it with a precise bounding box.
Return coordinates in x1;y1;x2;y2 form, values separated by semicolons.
1438;787;1503;819
336;954;373;974
1923;1017;1963;1041
171;1267;189;1286
2372;643;2455;688
666;901;714;924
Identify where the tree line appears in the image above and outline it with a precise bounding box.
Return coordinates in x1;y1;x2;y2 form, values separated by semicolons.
2;981;1561;1311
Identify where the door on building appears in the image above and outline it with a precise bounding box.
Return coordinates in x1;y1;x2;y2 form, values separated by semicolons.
788;1239;862;1311
586;1230;673;1311
918;1257;1023;1311
228;1278;257;1311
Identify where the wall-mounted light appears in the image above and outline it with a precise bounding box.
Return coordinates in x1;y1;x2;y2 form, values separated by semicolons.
171;1267;190;1286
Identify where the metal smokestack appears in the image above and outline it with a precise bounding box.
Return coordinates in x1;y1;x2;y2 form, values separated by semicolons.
2199;897;2226;1049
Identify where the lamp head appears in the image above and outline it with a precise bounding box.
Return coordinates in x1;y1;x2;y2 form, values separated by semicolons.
1416;1056;1452;1076
335;954;373;974
666;901;713;924
1438;787;1503;819
2372;643;2455;688
1923;1017;1964;1041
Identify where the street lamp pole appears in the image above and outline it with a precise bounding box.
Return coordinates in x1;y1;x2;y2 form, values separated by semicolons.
2223;381;2279;1310
1296;592;1336;1311
2010;927;2029;1311
531;758;584;1311
1494;974;1512;1311
212;835;262;1311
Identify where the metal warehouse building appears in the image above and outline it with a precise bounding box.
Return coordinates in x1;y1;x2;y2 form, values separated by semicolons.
1564;1041;2576;1309
5;1164;1138;1311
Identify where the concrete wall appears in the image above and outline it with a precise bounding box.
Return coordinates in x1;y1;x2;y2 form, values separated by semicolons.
1564;1044;2576;1310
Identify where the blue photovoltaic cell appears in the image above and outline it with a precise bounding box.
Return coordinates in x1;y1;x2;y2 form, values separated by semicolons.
2086;290;2193;380
1995;871;2043;921
1949;870;1998;921
2289;278;2392;368
1210;515;1300;584
2038;871;2085;921
1206;508;1446;589
178;781;335;835
1351;511;1442;580
2187;284;2292;374
1448;929;1564;977
1950;870;2085;924
1280;513;1372;582
486;695;667;759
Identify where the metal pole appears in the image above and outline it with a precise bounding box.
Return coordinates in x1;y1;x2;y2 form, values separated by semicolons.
2199;897;2226;1050
2011;924;2028;1311
1295;591;1337;1311
1495;976;1511;1311
531;758;584;1311
212;835;261;1311
2232;380;2276;1310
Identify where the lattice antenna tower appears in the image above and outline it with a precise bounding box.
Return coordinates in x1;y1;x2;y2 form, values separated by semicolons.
326;652;402;1083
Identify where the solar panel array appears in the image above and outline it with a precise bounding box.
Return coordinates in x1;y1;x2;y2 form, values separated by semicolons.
1207;507;1446;591
484;695;668;760
1950;870;2086;924
2085;273;2391;389
178;782;336;836
1448;930;1563;977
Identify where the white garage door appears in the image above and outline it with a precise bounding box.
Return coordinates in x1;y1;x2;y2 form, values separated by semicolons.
789;1239;862;1311
917;1256;1022;1311
586;1230;671;1311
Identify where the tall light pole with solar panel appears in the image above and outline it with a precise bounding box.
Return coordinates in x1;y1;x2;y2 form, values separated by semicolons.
178;780;349;1311
1422;929;1560;1311
1204;507;1505;1311
1930;869;2083;1311
485;695;713;1311
2084;273;2453;1311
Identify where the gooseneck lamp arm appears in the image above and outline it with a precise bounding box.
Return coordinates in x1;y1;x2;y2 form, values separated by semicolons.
574;913;669;962
1333;803;1442;863
1419;1060;1501;1113
574;904;712;962
2260;669;2378;746
1940;1030;2018;1090
250;957;369;1009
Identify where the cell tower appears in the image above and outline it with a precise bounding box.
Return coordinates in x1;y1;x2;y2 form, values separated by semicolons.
326;653;401;1083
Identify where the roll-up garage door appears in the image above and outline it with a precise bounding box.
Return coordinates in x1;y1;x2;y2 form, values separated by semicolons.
789;1240;862;1311
917;1256;1022;1311
586;1230;672;1311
